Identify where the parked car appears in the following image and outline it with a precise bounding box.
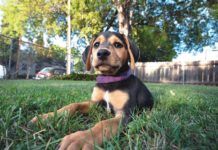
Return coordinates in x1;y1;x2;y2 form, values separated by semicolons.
35;66;66;79
0;65;7;79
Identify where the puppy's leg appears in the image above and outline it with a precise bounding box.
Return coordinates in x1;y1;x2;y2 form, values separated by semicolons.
59;113;123;150
30;101;94;123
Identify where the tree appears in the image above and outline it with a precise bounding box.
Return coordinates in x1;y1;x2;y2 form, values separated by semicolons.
132;26;176;62
72;0;217;60
0;35;11;65
66;0;71;74
49;45;67;61
1;0;217;64
208;0;218;19
113;0;131;36
0;0;41;77
131;0;217;52
111;0;176;61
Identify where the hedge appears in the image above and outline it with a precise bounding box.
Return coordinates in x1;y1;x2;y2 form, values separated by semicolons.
52;73;97;81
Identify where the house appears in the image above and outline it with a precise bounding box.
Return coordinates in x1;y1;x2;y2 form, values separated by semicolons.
0;64;6;79
173;43;218;62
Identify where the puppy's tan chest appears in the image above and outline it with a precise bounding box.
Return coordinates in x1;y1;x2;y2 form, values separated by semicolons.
91;87;129;111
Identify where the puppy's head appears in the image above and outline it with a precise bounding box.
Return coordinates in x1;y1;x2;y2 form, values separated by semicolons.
84;31;139;75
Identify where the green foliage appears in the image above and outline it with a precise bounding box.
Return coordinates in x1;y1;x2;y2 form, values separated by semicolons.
0;0;61;38
210;3;218;19
70;0;105;38
49;45;67;61
0;0;28;36
1;0;217;62
132;26;176;61
0;0;111;39
52;73;97;81
0;36;10;64
0;80;217;149
70;47;84;72
140;1;217;51
73;57;84;72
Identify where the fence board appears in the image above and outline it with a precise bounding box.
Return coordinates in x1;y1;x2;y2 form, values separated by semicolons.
135;61;218;85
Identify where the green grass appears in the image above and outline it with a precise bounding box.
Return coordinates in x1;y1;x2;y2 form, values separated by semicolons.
0;80;217;149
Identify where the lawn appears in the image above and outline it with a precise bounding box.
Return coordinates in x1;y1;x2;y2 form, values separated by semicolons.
0;80;217;149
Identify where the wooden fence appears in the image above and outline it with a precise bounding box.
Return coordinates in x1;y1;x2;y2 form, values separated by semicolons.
134;61;218;85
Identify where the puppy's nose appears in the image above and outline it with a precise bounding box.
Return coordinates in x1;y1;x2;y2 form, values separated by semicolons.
97;49;111;59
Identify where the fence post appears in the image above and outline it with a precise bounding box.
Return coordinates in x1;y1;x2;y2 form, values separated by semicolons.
182;61;185;85
213;60;215;85
207;62;209;83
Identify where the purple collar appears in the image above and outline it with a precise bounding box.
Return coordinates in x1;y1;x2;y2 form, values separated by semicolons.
96;69;132;84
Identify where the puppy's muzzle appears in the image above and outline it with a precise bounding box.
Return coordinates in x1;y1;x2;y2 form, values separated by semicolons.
97;49;111;60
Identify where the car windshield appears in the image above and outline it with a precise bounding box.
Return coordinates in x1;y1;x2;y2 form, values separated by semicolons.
40;67;53;73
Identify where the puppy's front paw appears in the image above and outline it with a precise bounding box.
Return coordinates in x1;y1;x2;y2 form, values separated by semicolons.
30;116;38;124
29;113;50;125
27;116;41;128
59;131;95;150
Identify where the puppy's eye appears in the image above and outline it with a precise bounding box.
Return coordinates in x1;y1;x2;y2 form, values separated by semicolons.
114;42;123;48
94;42;100;48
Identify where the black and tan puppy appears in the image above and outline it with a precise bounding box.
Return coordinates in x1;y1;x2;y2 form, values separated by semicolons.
30;31;153;150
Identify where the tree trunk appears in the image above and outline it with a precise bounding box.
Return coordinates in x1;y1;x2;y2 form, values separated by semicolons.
114;0;133;36
26;52;33;80
66;0;71;75
15;36;21;79
8;38;13;78
26;65;30;79
116;3;130;36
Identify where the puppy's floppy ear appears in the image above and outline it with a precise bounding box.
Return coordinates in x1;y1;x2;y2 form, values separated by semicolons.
85;38;96;71
82;46;90;64
128;38;140;62
123;35;140;70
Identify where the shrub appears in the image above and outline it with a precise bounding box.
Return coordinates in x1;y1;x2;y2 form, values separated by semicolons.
52;73;97;81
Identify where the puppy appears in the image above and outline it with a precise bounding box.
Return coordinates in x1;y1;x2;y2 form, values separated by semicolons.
30;31;153;150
